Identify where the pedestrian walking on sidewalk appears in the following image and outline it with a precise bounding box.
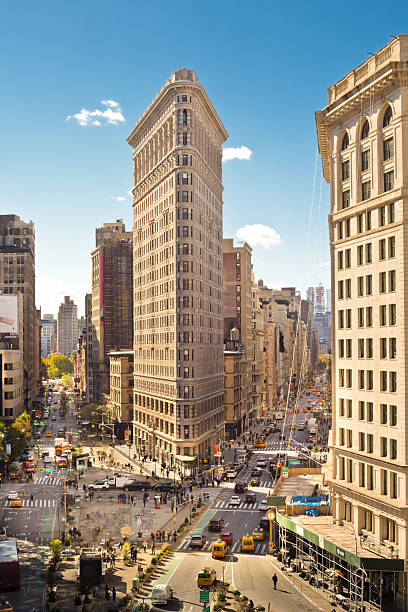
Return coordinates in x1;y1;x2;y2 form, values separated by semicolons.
151;542;156;555
112;586;116;601
272;573;278;590
143;541;147;553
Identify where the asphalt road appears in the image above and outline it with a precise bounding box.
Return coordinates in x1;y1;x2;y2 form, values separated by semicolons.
0;398;75;612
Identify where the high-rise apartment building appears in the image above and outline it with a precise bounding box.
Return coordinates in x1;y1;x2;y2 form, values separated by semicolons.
57;296;78;356
316;35;408;608
127;69;227;473
223;239;252;436
41;313;57;358
91;219;133;400
0;214;37;408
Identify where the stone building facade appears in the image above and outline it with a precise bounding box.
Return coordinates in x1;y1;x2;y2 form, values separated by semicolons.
109;350;134;441
316;35;408;607
57;296;78;356
127;69;228;472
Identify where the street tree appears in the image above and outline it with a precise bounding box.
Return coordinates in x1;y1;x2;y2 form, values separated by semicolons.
44;353;73;378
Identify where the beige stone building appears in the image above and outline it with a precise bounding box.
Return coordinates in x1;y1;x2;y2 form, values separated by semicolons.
316;35;408;608
0;215;37;409
251;279;265;419
223;239;252;436
127;69;227;473
109;350;134;441
0;348;23;421
57;296;78;356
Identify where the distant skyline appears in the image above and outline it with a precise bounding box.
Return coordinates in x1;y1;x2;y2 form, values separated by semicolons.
2;1;404;315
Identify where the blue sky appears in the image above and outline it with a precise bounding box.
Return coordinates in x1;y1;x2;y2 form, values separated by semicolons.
1;1;406;315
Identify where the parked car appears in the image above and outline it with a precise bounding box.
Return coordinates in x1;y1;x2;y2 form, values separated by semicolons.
124;481;151;491
88;481;109;491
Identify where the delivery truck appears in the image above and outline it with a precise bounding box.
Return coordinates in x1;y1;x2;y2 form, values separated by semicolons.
0;539;20;589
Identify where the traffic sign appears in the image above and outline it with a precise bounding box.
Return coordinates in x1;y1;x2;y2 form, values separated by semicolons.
200;591;210;602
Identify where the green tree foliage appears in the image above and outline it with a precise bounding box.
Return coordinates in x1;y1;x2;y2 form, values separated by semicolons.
49;539;63;561
80;403;111;422
44;353;73;378
61;374;72;388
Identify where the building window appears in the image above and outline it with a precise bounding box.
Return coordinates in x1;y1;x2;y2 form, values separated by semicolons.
390;337;396;359
182;208;189;219
358;308;364;328
339;398;345;416
383;105;392;127
339;369;344;387
388;236;395;258
338;222;344;239
339;428;345;446
380;305;387;326
357;245;363;265
358;370;365;389
338;310;344;329
390;371;397;393
366;243;372;263
362;180;371;201
358;214;364;233
182;155;188;165
182;226;189;237
389;202;395;223
346;309;352;328
381;437;388;457
345;249;351;267
379;239;386;260
338;251;344;269
391;473;398;499
381;470;388;496
367;370;373;390
359;462;366;487
367;209;372;230
345;279;351;298
379;271;387;293
346;369;352;388
358;338;364;358
342;190;350;209
338;339;344;358
390;405;397;426
367;466;374;490
358;401;365;420
389;270;396;292
361;120;369;140
182;191;189;202
341;132;349;150
380;338;387;359
339;456;345;480
347;429;353;448
361;149;370;171
366;307;373;327
347;460;353;483
367;434;373;453
342;160;350;180
366;274;372;295
346;339;352;358
381;371;388;392
390;439;397;460
367;338;373;358
347;399;352;417
384;170;394;192
357;276;363;297
182;172;189;184
389;304;396;325
183;133;188;145
338;280;344;299
182;110;187;126
383;137;394;161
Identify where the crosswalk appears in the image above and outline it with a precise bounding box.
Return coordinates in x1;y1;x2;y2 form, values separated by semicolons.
213;500;262;510
33;476;61;486
5;498;57;508
177;538;268;555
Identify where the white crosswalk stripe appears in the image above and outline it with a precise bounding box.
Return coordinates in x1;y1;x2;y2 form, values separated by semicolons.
5;498;56;508
34;476;60;485
231;541;239;553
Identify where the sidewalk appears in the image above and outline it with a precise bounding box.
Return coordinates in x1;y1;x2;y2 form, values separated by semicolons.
265;556;335;612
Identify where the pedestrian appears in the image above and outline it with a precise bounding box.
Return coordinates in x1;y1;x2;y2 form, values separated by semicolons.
151;542;155;555
272;573;278;590
143;540;147;553
111;553;116;568
30;493;33;503
161;530;165;541
167;531;171;542
105;584;110;600
151;532;155;542
173;531;177;543
112;586;116;601
83;484;86;492
143;498;146;508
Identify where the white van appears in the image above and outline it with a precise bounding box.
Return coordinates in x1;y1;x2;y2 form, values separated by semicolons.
151;584;173;605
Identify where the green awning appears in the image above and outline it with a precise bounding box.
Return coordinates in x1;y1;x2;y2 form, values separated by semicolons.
276;512;404;571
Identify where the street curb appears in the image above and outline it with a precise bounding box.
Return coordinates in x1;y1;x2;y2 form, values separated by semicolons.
264;557;330;612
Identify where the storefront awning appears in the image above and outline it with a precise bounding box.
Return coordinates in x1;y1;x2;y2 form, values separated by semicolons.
175;454;197;463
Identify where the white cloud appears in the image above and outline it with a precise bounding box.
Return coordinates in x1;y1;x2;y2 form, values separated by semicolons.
66;99;125;126
222;145;252;162
102;99;120;108
236;224;282;249
112;196;126;202
126;190;133;197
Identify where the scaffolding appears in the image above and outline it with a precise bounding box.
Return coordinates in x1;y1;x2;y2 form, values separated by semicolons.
277;520;400;611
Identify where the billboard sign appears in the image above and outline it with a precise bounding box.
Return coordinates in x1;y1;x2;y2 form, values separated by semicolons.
0;295;19;334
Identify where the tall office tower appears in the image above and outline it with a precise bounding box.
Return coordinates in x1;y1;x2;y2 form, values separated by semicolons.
127;69;228;472
314;284;326;314
57;296;78;356
0;214;36;408
41;313;57;358
91;219;133;400
306;286;315;313
316;35;408;606
84;293;94;402
77;316;86;336
223;238;252;437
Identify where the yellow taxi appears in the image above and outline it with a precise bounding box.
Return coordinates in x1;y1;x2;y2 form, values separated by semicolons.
290;424;296;430
11;498;22;508
284;440;290;445
252;527;265;541
46;432;52;437
241;535;255;553
197;567;216;587
303;408;308;413
307;399;312;403
211;540;228;559
254;442;266;449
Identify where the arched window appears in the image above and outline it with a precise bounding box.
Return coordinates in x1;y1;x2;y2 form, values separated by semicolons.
341;132;349;151
182;110;187;126
361;120;369;140
383;106;392;128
